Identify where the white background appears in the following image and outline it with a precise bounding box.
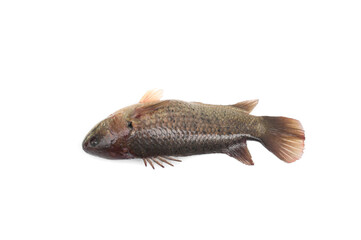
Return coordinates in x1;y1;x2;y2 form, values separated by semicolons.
1;1;360;239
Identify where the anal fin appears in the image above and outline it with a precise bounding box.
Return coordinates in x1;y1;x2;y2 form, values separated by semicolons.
225;139;254;165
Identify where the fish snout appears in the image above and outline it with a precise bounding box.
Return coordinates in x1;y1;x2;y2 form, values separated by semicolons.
82;134;100;154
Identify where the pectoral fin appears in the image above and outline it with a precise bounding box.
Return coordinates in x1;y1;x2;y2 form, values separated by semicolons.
142;156;182;169
225;139;254;165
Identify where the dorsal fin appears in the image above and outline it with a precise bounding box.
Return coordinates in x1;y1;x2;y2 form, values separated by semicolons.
139;89;163;103
133;100;171;118
231;99;259;113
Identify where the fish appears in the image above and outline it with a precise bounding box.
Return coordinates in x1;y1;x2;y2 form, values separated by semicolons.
82;89;305;169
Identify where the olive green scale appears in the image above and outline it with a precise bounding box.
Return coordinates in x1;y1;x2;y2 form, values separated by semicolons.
126;100;263;159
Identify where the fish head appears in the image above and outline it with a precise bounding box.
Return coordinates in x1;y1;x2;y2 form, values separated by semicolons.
82;107;135;159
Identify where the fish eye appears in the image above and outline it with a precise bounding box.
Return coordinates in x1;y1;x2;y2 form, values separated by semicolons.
90;136;99;147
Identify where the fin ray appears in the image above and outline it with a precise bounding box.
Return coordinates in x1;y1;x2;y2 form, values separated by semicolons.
231;99;259;113
261;116;305;163
142;156;180;169
151;157;164;168
225;139;254;165
133;100;171;118
158;156;174;166
145;158;155;169
139;89;163;103
163;156;182;162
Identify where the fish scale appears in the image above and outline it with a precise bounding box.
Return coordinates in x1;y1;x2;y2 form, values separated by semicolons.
126;100;257;158
82;89;305;168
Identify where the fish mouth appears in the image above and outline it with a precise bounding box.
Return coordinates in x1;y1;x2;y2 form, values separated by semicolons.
82;137;102;157
82;135;92;153
82;131;99;154
82;137;88;152
82;132;121;159
82;136;134;160
82;122;135;159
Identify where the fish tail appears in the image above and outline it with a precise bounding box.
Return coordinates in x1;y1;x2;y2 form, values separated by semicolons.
260;116;305;163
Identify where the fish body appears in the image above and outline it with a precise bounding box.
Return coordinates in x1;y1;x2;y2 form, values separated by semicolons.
82;90;305;168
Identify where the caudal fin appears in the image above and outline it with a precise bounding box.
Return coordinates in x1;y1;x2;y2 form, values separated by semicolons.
261;116;305;163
